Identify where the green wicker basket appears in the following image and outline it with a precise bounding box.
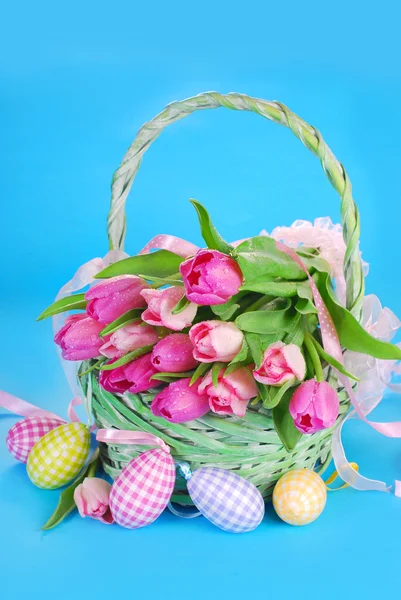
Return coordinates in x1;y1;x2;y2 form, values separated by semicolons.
81;91;363;504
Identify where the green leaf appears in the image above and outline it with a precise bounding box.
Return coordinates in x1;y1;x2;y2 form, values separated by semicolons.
42;451;100;531
189;199;233;254
234;236;307;282
150;371;195;382
263;378;296;409
224;360;250;376
211;292;249;321
37;293;87;321
236;303;295;334
297;254;331;274
95;250;183;279
189;362;211;386
99;344;155;370
78;358;107;377
308;334;360;382
273;388;302;452
172;296;192;316
228;338;250;366
256;381;271;406
99;309;143;337
283;312;304;346
137;273;183;286
240;280;299;296
212;362;225;387
295;297;318;315
316;272;401;360
245;333;263;368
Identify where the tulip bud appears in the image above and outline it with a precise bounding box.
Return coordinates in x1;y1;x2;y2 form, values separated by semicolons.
54;314;104;361
100;321;159;359
85;275;148;324
151;334;198;373
289;379;340;434
74;477;114;524
151;378;210;423
141;286;197;331
189;320;244;363
253;342;306;386
99;353;162;394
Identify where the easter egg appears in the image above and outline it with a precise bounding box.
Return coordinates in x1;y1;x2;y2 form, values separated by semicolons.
109;448;175;529
273;469;327;526
26;422;90;489
6;416;64;463
187;467;265;533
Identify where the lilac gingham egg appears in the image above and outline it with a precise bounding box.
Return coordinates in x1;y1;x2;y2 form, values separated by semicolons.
109;448;176;529
6;416;64;463
187;467;265;533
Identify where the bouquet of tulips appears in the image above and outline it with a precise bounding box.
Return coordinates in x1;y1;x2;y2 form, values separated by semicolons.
39;200;401;451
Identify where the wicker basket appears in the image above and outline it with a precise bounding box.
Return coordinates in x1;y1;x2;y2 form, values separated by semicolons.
81;91;363;504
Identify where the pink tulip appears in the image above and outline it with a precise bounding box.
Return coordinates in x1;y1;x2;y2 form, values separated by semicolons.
289;379;340;434
99;353;162;394
85;275;148;324
100;322;159;359
151;333;198;373
189;320;244;363
74;477;114;524
54;314;104;360
198;367;258;418
151;378;210;423
253;342;306;386
141;286;197;331
180;249;243;306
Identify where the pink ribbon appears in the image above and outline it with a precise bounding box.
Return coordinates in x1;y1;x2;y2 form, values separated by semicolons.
139;234;199;258
277;241;401;495
96;429;170;454
0;390;81;424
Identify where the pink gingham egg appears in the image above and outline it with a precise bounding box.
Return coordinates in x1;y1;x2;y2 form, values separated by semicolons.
6;416;64;463
110;448;176;529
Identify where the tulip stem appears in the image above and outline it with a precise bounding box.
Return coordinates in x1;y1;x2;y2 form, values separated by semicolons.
304;332;324;382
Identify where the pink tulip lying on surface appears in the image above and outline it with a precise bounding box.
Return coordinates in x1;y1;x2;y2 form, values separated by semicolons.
141;286;197;331
99;353;162;394
180;249;243;305
100;321;159;359
74;477;114;524
199;367;258;418
54;314;104;360
289;379;340;434
85;275;148;324
189;320;244;363
151;333;198;373
253;342;306;386
151;378;210;423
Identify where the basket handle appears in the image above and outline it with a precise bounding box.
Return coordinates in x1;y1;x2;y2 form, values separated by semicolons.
107;91;364;317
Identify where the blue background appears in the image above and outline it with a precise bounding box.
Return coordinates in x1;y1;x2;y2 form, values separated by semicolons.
1;2;401;598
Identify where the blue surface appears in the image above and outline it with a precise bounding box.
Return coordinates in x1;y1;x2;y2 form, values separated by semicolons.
1;2;401;598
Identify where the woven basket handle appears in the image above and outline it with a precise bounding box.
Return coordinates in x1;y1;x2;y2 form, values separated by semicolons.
107;91;364;317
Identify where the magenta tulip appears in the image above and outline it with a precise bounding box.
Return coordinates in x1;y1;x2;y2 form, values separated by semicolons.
289;379;340;434
141;286;197;331
151;333;198;373
180;249;243;305
54;314;104;360
151;378;210;423
85;275;148;324
198;367;258;418
100;322;159;359
189;320;244;363
99;353;162;394
74;477;114;524
253;342;306;386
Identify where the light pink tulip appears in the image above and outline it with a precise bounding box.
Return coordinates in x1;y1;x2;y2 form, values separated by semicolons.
253;342;306;386
100;322;159;359
54;314;104;360
151;378;210;423
198;367;258;417
74;477;114;524
180;249;243;306
189;320;244;363
289;379;340;434
141;286;197;331
151;333;198;373
85;275;148;324
99;353;162;394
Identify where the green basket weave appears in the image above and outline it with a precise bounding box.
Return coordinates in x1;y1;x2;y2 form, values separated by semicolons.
82;91;363;504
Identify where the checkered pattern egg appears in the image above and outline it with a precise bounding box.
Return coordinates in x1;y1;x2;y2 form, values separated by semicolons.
6;416;64;463
187;467;265;533
273;469;327;526
109;448;176;529
26;423;90;489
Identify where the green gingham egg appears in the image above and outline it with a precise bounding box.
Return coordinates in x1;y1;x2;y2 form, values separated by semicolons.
27;423;90;489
